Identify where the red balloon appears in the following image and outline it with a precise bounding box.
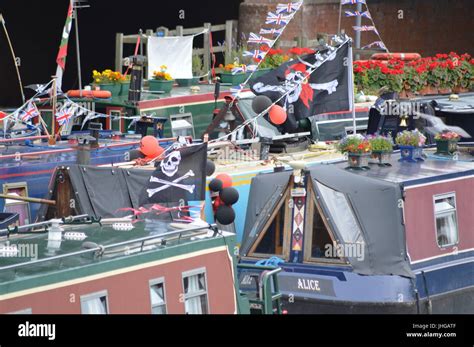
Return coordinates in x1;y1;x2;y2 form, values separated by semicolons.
215;173;233;188
140;136;164;159
269;105;287;125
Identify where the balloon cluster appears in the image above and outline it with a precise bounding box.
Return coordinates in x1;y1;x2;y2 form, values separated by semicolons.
252;95;287;126
208;173;239;226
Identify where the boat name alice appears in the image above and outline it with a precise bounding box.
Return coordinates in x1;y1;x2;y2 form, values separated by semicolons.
297;278;321;292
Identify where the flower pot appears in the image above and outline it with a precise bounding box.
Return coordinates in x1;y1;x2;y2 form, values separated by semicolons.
119;81;130;96
419;86;438;96
219;72;250;85
399;145;424;163
93;83;121;97
435;139;458;156
370;151;393;166
250;68;273;80
149;79;174;93
176;77;200;87
438;87;452;95
453;86;469;94
347;152;371;170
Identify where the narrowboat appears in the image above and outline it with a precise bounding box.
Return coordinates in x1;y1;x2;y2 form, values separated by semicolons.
0;216;281;314
238;150;474;314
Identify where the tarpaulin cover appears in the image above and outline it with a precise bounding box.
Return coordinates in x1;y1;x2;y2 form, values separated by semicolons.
241;165;414;278
147;36;193;80
309;165;414;278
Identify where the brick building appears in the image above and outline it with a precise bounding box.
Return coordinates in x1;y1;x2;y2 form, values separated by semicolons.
239;0;474;57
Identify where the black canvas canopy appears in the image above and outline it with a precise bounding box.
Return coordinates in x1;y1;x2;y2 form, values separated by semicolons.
241;165;414;278
37;165;182;221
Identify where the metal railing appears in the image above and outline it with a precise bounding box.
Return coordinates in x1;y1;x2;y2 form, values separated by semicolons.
0;223;218;272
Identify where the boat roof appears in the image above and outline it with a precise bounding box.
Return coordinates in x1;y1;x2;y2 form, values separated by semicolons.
0;219;234;294
332;149;474;187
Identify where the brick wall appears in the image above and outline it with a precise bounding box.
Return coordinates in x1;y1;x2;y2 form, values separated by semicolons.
239;0;474;57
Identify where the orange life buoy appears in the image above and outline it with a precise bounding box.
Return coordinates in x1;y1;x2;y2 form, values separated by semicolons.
371;53;421;61
67;90;112;98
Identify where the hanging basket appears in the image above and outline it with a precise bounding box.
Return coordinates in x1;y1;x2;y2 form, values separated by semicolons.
399;145;424;163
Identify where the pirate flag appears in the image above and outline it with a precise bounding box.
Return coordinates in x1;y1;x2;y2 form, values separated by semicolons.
250;40;351;122
139;143;208;205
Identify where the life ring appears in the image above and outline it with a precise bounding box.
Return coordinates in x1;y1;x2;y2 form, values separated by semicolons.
371;53;421;61
67;90;112;98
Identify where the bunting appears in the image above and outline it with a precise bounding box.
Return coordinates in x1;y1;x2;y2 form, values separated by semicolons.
341;0;366;4
265;12;293;26
259;28;284;37
243;50;267;62
17;102;40;123
247;33;274;46
344;10;371;19
276;1;303;14
362;41;386;50
353;25;378;33
56;101;75;127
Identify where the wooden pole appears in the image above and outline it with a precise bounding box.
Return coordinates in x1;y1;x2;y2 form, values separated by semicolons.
50;75;58;144
203;23;211;83
0;13;26;104
115;33;124;73
0;194;56;206
225;20;233;65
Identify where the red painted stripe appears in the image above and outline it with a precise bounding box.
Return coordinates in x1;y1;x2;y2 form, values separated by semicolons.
138;91;237;109
0;169;55;179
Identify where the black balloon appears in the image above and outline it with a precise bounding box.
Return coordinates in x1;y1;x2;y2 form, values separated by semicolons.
209;178;223;192
216;205;236;225
252;95;273;114
219;187;239;205
206;160;216;177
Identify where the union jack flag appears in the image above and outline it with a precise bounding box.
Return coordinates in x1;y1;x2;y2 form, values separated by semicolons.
276;1;303;14
18;102;40;123
353;25;378;34
56;103;75;126
243;50;267;62
230;84;245;95
362;41;387;51
231;65;258;75
260;27;284;37
345;10;371;19
266;12;293;26
341;0;366;4
247;33;274;47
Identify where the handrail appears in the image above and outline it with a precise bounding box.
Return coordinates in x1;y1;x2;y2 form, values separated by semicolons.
0;214;90;237
0;223;217;272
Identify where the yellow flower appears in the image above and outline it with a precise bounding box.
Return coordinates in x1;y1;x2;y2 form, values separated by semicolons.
95;78;101;83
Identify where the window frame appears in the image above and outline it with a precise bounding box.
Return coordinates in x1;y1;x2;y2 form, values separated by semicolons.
433;192;459;249
149;277;167;315
80;290;109;314
303;179;351;265
181;267;209;314
248;185;292;260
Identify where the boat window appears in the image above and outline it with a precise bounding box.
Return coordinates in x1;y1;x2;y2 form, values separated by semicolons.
182;269;208;314
310;203;341;260
434;194;459;248
149;279;167;314
80;291;109;314
254;201;286;256
314;181;365;246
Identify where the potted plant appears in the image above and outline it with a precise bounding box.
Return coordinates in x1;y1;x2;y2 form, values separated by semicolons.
401;63;426;98
395;129;426;162
218;63;251;85
149;65;174;93
435;131;461;156
92;69;124;97
338;135;372;170
176;55;204;87
368;135;394;166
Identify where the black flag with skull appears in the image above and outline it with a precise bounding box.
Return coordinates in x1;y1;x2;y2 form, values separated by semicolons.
139;143;208;205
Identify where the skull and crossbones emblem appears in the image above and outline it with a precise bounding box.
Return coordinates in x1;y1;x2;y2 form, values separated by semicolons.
147;150;195;198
